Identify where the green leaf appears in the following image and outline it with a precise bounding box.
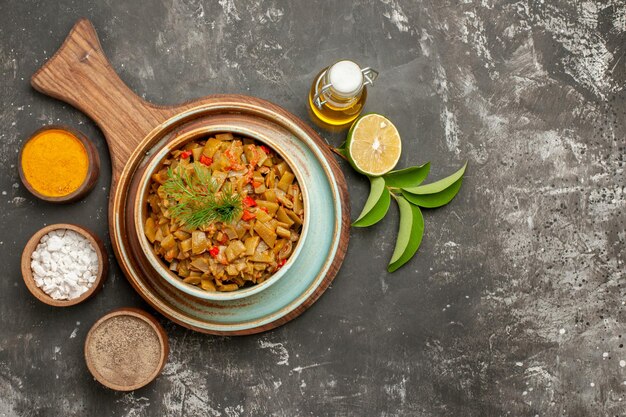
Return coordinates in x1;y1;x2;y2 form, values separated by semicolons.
352;188;390;227
352;177;388;227
402;177;463;208
388;197;424;272
383;162;430;188
403;162;467;195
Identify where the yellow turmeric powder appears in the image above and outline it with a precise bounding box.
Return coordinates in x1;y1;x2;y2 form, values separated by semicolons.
21;129;89;197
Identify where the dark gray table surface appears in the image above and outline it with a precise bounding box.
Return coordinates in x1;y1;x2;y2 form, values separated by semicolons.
1;1;625;416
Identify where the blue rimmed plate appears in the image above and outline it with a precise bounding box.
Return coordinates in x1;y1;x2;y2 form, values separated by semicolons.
113;98;351;335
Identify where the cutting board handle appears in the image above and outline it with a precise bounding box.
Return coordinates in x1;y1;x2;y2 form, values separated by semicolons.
31;18;175;180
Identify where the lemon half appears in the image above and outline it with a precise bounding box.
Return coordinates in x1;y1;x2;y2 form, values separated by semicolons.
346;114;402;176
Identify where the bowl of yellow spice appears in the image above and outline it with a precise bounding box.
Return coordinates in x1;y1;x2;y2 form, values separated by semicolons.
19;125;100;203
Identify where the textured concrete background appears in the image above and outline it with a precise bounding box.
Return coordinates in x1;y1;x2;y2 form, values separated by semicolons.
1;0;625;416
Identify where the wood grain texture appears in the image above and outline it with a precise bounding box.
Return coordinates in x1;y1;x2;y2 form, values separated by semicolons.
30;18;175;183
31;19;350;335
18;125;100;203
21;223;108;307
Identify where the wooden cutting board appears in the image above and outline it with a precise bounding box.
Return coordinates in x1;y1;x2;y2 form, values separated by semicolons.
30;19;351;334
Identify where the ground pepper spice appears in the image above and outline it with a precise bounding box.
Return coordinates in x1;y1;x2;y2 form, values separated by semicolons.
85;314;163;389
21;129;89;197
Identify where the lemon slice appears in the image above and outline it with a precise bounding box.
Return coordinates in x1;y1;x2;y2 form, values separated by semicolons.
346;114;402;176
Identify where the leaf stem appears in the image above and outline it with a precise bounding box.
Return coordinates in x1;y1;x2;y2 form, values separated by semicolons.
329;145;348;161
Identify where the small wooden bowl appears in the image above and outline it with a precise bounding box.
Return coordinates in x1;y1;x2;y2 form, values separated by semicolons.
18;125;100;203
21;223;108;307
84;308;169;391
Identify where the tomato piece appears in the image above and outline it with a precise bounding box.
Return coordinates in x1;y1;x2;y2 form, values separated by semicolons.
199;155;213;166
243;196;257;207
242;209;256;221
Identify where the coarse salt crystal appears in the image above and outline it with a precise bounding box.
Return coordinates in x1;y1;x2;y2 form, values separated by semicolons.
30;230;99;301
47;236;63;252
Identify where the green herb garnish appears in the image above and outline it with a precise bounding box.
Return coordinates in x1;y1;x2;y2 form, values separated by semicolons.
163;163;242;228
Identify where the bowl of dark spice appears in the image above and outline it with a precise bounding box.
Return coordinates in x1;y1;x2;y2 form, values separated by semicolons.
84;308;169;391
18;125;100;203
21;223;107;307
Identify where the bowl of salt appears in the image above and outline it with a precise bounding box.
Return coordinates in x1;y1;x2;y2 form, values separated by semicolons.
21;223;108;307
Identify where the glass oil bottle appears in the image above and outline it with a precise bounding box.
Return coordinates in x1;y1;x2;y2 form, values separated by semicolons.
308;60;378;126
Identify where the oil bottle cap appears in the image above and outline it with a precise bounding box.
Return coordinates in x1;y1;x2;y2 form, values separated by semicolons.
328;60;364;98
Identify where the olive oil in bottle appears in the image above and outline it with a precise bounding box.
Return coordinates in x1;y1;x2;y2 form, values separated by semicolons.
308;60;378;126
